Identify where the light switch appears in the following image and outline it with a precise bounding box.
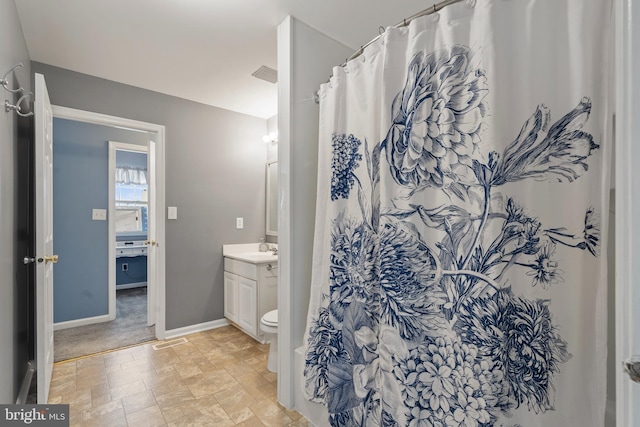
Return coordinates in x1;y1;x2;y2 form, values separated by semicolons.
168;206;178;220
92;209;107;220
236;217;244;229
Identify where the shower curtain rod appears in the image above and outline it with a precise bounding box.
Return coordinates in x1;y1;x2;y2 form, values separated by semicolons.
344;0;466;63
314;0;466;104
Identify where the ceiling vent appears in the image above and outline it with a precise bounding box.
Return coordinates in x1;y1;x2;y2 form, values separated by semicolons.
251;66;278;84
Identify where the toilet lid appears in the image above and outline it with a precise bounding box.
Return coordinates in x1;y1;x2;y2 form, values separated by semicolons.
262;309;278;326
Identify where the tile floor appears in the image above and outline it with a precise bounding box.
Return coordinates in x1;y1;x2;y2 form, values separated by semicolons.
48;325;309;427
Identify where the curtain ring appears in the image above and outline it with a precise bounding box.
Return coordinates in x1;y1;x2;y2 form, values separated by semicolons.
1;63;25;94
4;91;33;117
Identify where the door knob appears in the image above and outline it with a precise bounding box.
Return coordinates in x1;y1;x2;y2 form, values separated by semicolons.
42;255;59;264
624;356;640;383
23;256;36;264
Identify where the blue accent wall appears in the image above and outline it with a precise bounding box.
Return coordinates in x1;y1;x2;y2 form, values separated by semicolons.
116;150;147;169
53;118;149;323
116;256;148;286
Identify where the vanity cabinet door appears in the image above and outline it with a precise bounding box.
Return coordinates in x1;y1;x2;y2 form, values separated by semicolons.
224;272;239;323
237;276;257;336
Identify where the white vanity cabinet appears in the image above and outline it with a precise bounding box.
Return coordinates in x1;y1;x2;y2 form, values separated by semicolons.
223;256;277;342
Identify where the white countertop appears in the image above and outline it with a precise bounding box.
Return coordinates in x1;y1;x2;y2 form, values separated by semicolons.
223;243;278;264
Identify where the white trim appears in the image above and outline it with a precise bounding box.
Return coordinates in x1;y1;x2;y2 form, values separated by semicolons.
54;314;111;331
52;106;160;134
615;0;640;425
52;105;167;340
276;16;293;408
164;319;229;339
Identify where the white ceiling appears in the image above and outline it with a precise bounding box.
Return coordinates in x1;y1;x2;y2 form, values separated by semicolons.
14;0;429;119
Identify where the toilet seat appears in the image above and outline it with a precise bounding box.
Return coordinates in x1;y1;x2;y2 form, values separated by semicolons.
261;309;278;327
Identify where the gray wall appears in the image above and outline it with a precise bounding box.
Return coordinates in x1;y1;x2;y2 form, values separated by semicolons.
52;118;149;322
0;0;32;403
32;62;268;330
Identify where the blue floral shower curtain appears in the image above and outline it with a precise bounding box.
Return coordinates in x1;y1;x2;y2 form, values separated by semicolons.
303;1;612;426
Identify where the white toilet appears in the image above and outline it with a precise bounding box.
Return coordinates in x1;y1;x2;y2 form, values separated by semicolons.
260;309;278;373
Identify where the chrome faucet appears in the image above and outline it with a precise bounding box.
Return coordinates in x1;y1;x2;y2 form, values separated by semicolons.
269;244;278;255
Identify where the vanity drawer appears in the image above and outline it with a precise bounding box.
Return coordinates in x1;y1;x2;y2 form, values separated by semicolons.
116;246;147;257
224;257;257;280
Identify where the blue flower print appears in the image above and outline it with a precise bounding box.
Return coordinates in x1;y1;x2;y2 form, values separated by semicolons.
328;214;379;321
457;292;571;413
545;207;601;258
379;220;447;340
305;41;602;427
383;45;488;191
525;242;563;289
395;335;513;427
304;306;342;404
492;98;599;185
331;133;363;201
580;207;600;257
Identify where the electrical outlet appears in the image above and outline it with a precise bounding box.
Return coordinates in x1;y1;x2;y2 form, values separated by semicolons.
236;217;244;229
122;263;128;272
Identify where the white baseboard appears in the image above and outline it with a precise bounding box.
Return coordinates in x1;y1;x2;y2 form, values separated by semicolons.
164;318;229;339
54;314;112;331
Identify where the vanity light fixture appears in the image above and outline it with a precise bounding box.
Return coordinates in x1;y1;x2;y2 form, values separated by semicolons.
263;131;278;144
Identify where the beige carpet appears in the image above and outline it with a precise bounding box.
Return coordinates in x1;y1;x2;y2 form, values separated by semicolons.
54;287;155;361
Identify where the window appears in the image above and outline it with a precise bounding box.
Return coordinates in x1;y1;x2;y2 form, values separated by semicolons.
115;167;148;233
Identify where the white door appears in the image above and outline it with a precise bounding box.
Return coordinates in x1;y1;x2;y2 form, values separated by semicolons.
34;73;55;404
147;140;156;326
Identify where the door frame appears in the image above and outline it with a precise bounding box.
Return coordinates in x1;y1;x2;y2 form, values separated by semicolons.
615;0;640;424
51;106;167;340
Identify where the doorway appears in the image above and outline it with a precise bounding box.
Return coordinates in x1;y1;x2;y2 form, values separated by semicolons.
51;106;166;361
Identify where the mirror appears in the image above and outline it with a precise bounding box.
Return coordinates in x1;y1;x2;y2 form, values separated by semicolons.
266;161;278;236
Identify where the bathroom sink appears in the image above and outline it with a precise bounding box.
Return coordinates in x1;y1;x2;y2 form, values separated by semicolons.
222;243;278;264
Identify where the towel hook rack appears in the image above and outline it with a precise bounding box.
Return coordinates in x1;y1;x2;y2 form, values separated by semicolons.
5;92;33;117
1;63;25;94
